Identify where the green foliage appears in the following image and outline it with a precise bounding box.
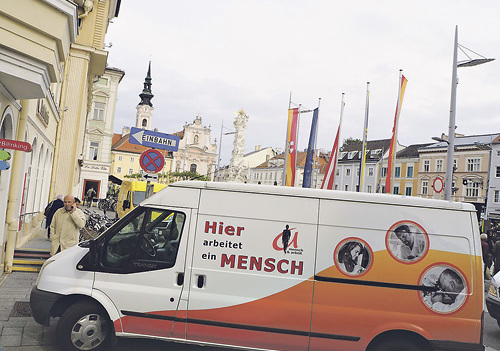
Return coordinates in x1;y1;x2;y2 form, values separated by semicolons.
340;137;362;151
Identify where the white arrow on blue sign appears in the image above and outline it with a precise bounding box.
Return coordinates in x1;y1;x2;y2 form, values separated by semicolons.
129;127;180;152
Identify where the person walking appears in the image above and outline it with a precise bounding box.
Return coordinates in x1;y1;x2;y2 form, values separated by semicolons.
43;195;64;239
85;187;96;207
50;195;86;256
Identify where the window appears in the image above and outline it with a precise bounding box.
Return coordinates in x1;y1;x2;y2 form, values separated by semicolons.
495;190;500;203
466;181;479;197
395;167;401;178
117;167;121;174
423;160;430;172
393;186;400;195
348;151;357;159
194;135;199;144
407;166;414;178
93;102;105;120
118;156;122;161
405;186;412;196
467;158;481;172
336;168;340;176
367;185;372;193
142;119;148;127
344;184;349;191
368;167;374;177
190;164;197;173
381;167;387;177
129;168;133;175
98;77;108;86
422;180;428;195
131;157;135;162
496;166;500;178
101;208;186;271
334;184;338;190
346;168;351;176
89;142;99;160
436;159;443;172
381;186;386;193
497;150;500;157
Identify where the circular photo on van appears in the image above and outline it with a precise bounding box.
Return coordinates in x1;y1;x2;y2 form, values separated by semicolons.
386;221;429;264
418;264;468;314
334;238;373;277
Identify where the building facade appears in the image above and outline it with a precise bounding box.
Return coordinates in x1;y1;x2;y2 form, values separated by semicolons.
0;0;79;273
486;135;500;221
79;67;124;201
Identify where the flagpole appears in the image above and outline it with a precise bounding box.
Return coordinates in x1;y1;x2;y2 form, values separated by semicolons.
296;104;301;187
358;82;370;192
386;69;406;194
282;92;292;186
314;98;321;188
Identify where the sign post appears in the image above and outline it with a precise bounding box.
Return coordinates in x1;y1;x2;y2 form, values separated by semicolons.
139;149;165;199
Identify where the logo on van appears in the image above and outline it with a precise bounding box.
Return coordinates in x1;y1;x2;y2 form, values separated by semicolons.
272;225;303;255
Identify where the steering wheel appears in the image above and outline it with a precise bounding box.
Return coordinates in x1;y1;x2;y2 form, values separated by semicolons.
140;234;157;257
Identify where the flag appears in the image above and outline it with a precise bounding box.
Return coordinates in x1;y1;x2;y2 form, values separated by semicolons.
302;108;319;188
358;83;370;192
322;94;345;190
385;72;408;194
285;108;299;187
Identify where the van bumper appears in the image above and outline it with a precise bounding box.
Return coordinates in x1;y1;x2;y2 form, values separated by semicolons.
29;286;64;326
430;340;484;351
486;295;500;320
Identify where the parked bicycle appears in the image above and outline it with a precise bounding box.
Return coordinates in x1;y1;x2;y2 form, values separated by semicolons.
80;209;119;241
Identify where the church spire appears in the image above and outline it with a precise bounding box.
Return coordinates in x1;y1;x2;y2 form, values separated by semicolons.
139;61;154;107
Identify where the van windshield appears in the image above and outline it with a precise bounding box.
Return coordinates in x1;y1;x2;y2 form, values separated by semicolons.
132;191;146;206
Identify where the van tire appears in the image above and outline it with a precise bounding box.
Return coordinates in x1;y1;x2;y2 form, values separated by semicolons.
369;337;426;351
56;301;114;351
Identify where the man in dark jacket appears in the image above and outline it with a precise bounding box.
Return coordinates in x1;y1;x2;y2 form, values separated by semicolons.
44;195;64;239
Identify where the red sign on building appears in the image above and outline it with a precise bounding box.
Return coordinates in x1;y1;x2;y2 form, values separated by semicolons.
0;138;32;152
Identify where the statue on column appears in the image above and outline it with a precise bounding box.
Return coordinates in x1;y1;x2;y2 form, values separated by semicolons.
229;109;249;182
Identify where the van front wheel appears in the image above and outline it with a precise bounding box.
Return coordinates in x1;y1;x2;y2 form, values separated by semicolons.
56;301;113;351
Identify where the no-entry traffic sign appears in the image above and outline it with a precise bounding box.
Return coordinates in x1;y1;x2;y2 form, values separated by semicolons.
139;149;165;174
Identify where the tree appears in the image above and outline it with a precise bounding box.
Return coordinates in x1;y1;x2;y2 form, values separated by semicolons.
340;137;362;151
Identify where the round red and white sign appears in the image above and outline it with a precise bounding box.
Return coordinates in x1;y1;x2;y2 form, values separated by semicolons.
432;177;444;193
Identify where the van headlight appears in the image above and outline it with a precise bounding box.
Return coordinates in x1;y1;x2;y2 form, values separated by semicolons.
489;283;498;298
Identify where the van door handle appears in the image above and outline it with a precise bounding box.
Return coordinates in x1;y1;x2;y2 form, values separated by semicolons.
197;275;205;288
177;273;184;286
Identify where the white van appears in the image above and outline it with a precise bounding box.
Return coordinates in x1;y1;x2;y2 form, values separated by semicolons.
30;181;484;351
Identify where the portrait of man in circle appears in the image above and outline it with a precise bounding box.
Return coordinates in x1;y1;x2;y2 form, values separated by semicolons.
387;222;429;263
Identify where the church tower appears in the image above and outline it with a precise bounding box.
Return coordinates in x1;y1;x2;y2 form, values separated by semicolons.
135;61;154;130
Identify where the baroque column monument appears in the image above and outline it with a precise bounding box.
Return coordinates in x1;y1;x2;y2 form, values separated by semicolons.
229;109;249;182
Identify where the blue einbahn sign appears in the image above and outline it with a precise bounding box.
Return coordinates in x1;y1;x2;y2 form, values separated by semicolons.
128;127;180;151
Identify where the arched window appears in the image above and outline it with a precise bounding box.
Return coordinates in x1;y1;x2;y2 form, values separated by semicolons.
142;119;148;127
190;164;197;173
194;135;199;144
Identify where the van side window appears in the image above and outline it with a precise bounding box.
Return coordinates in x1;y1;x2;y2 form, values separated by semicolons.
101;207;186;272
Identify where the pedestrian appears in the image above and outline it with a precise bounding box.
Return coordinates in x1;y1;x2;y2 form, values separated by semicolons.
85;187;96;207
481;233;491;278
50;195;86;256
493;238;500;277
43;195;64;239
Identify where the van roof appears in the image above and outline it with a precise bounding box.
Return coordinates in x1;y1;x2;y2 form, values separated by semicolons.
142;181;475;212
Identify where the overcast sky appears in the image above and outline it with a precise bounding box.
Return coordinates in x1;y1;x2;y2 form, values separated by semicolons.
106;1;500;166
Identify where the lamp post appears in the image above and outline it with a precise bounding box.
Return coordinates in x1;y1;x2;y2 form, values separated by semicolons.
216;121;236;181
444;26;494;200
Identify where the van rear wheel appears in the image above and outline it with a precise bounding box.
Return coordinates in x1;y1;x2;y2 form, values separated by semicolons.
56;301;113;351
369;338;426;351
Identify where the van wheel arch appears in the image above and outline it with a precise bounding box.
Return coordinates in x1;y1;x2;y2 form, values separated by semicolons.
51;294;108;320
366;330;433;351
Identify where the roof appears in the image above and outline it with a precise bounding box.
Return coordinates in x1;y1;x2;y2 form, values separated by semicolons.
421;133;500;150
255;151;328;169
338;139;392;163
112;133;150;154
142;180;475;212
396;143;432;158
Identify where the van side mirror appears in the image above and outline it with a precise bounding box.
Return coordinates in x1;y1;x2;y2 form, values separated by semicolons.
123;199;130;210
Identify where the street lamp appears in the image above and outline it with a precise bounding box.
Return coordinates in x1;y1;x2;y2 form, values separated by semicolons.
444;25;494;200
216;121;236;181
